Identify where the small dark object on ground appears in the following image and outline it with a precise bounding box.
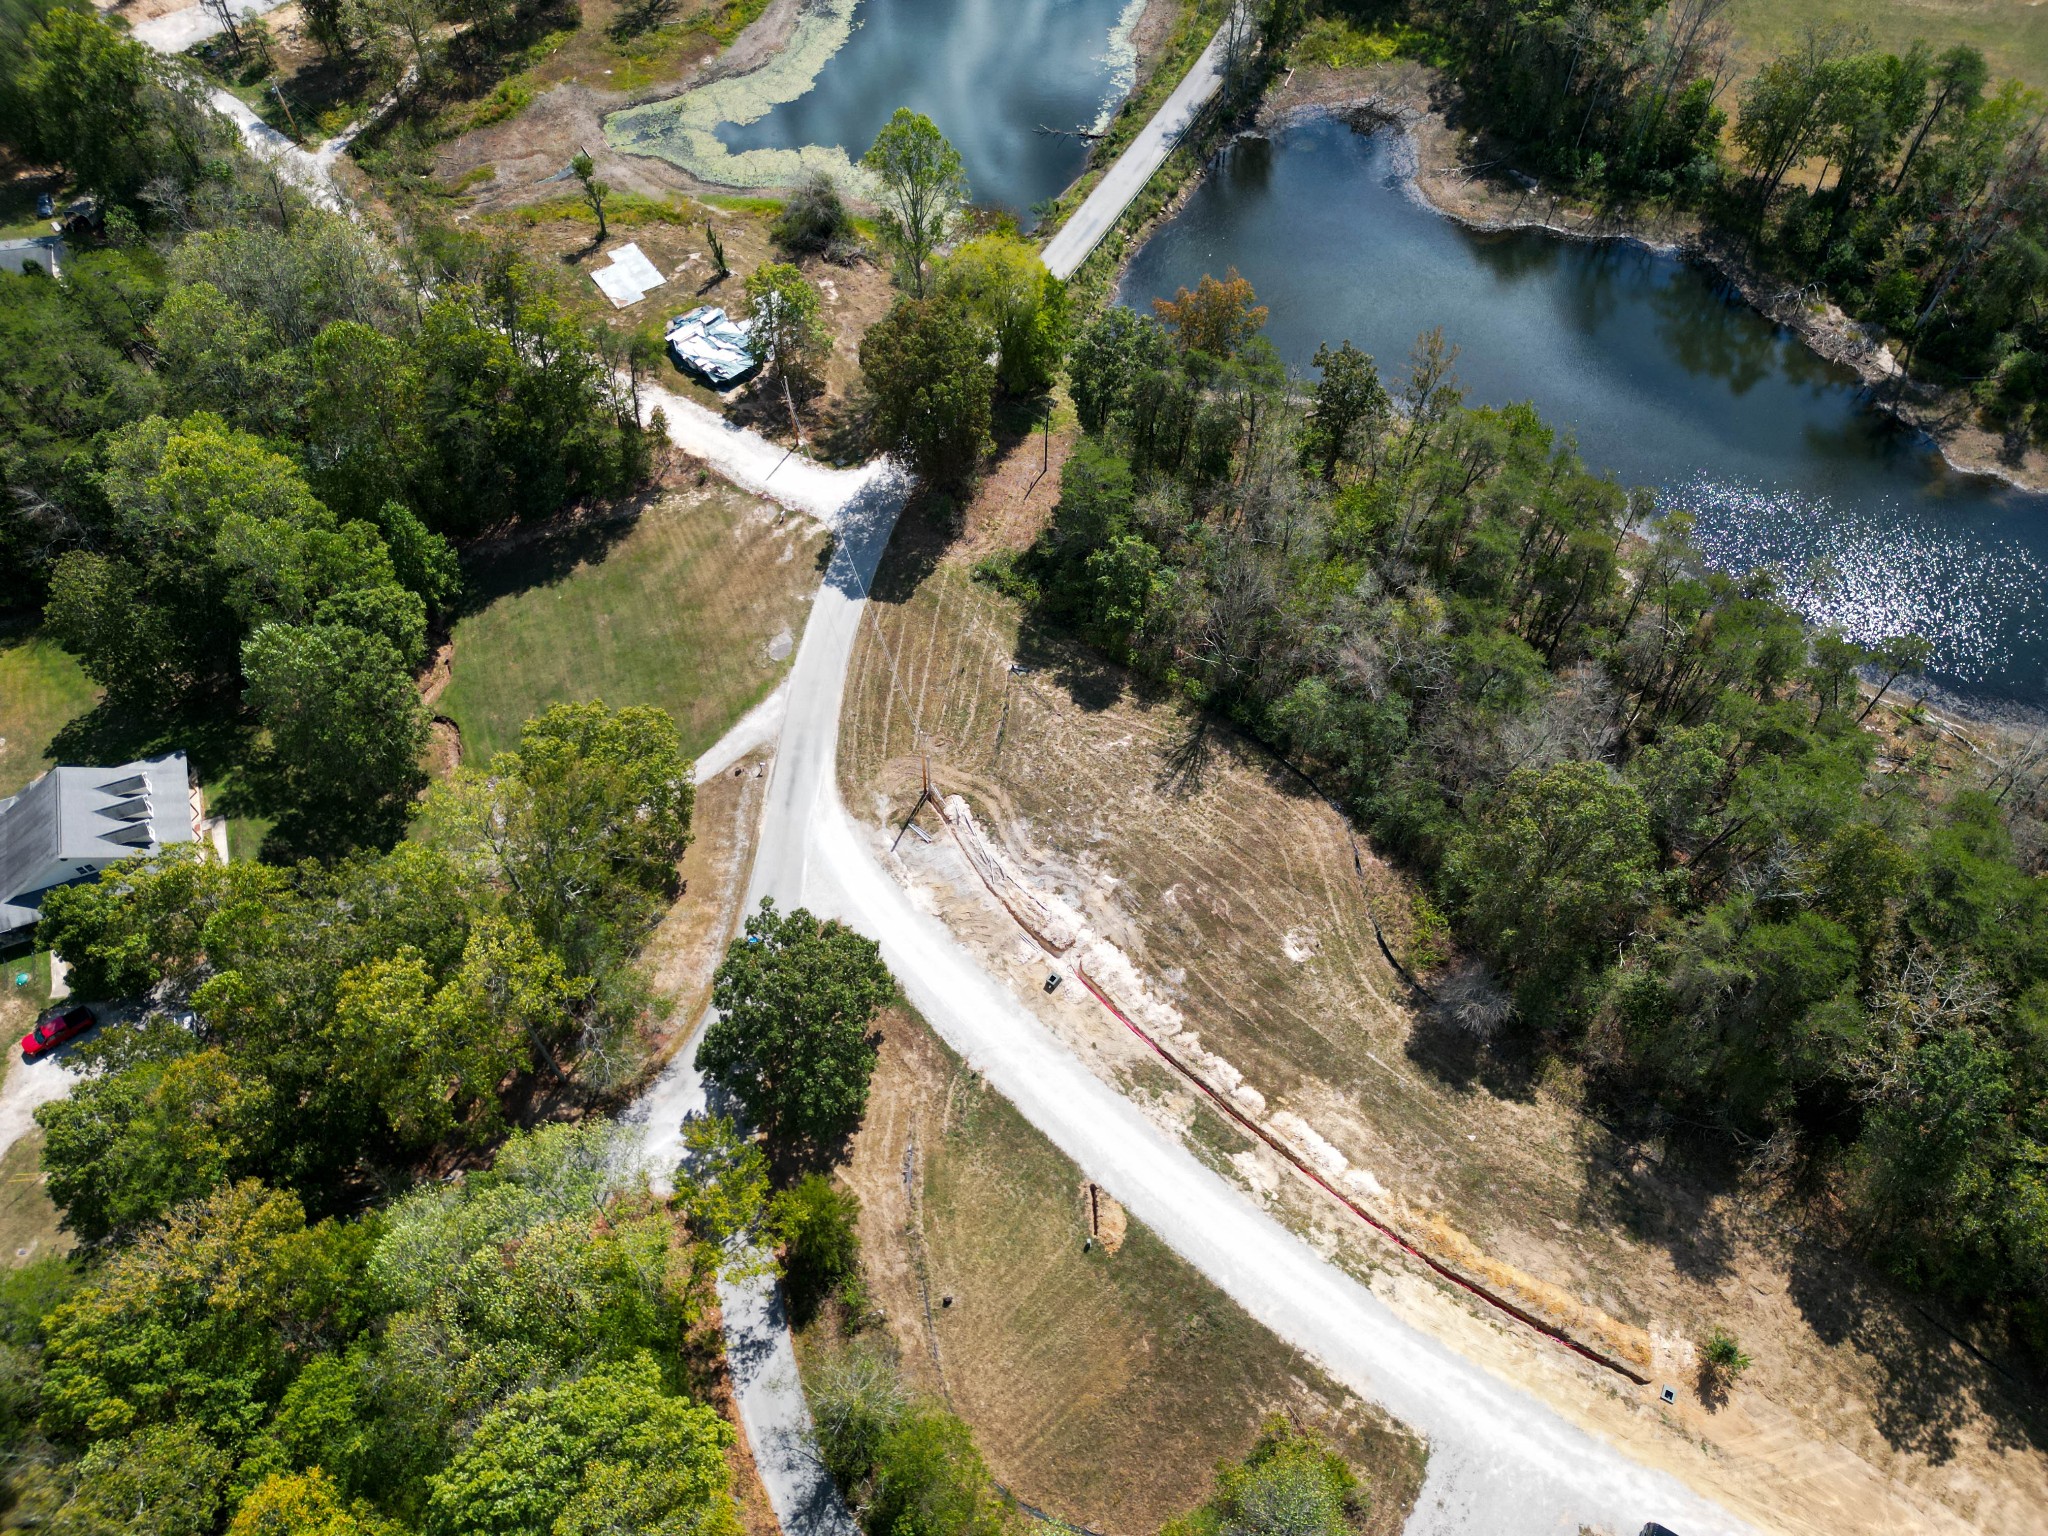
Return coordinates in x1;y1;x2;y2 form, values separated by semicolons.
1044;972;1061;994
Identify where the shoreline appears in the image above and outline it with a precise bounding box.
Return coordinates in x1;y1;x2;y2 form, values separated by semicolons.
1257;63;2048;497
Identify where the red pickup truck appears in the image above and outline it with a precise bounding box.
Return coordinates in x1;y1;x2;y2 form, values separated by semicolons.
21;1006;94;1060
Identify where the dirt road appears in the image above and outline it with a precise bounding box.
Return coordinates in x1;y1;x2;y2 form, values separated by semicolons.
624;415;907;1536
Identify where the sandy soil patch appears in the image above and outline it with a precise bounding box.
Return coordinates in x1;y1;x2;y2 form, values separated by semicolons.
637;748;770;1063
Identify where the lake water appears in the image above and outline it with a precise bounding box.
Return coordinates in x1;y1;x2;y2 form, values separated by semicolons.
715;0;1141;226
1118;117;2048;709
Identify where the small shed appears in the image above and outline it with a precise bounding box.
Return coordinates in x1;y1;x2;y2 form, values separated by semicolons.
665;306;758;388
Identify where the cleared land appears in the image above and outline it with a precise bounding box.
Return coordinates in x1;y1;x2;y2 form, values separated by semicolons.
834;440;2048;1536
0;633;98;799
805;1005;1427;1536
438;479;825;765
1723;0;2048;96
636;747;771;1061
485;193;896;448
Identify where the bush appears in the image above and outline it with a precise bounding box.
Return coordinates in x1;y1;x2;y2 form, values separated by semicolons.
1698;1326;1751;1404
1163;1419;1360;1536
772;1174;861;1322
772;171;856;257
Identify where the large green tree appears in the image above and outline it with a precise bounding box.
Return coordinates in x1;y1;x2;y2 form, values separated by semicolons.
861;110;967;296
697;900;894;1148
859;297;994;491
422;1356;737;1536
430;701;694;978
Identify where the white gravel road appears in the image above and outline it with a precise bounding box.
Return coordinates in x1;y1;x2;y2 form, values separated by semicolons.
0;1048;84;1168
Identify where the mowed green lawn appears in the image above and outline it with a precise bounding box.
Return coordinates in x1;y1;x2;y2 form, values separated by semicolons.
439;482;826;766
1723;0;2048;96
0;633;98;799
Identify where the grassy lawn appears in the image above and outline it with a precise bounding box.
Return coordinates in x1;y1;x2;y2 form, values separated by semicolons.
0;1131;70;1270
809;1007;1427;1536
0;632;99;800
438;480;826;766
1722;0;2048;95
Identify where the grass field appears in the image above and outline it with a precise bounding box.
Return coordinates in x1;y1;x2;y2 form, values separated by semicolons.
1722;0;2048;95
0;633;98;799
0;1131;70;1270
810;1007;1427;1536
438;481;826;766
833;445;2048;1536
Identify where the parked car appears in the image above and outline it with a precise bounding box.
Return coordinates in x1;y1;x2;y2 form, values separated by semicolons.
34;192;53;219
21;1004;93;1059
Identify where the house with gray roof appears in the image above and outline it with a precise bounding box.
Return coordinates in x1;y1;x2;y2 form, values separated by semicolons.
0;755;198;951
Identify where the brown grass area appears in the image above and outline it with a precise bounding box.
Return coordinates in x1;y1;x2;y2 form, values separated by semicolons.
816;1006;1426;1536
514;204;899;440
832;489;2048;1535
637;748;769;1061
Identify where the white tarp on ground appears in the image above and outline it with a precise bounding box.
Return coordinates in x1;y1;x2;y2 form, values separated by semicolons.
590;242;666;308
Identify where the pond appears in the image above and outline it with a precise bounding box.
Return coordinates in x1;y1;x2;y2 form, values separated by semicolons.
1117;116;2048;709
608;0;1145;227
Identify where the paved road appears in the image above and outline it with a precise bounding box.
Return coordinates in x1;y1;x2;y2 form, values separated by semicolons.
1039;20;1230;279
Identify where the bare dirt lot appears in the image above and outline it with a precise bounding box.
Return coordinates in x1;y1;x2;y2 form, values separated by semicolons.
636;746;770;1063
804;1004;1427;1536
832;438;2048;1536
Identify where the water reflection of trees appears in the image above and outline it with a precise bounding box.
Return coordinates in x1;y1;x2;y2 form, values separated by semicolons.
1644;268;1784;396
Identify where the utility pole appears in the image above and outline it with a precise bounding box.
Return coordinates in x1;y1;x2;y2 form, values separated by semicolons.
270;82;302;141
1042;395;1051;473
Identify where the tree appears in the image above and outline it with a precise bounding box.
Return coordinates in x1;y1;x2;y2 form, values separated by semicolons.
16;9;215;200
1857;633;1932;721
697;900;894;1147
1162;1419;1359;1536
867;1408;1012;1536
1444;761;1659;1003
38;1181;377;1445
1301;340;1389;481
858;296;994;489
431;702;694;976
744;262;832;392
36;1027;272;1243
423;1356;738;1536
771;1174;861;1320
674;1113;771;1256
231;1470;397;1536
1152;268;1267;356
242;621;429;850
46;1423;233;1536
861;110;968;296
937;233;1069;395
1066;306;1169;435
571;152;610;244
